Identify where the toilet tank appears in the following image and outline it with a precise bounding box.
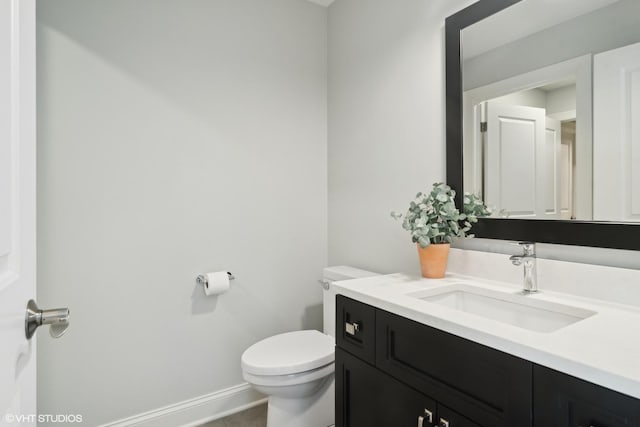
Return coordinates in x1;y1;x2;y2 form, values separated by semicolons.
322;266;379;337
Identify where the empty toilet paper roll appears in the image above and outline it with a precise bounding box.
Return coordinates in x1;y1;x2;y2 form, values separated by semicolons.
203;271;230;296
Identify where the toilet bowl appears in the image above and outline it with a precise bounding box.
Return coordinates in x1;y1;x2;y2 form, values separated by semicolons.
242;330;336;427
240;266;378;427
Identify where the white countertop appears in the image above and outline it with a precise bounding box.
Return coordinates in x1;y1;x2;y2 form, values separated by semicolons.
332;273;640;399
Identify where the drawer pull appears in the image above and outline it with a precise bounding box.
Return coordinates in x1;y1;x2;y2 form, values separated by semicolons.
418;409;434;427
423;408;433;423
345;321;360;336
438;418;450;427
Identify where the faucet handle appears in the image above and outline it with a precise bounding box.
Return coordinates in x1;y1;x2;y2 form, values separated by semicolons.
516;241;536;256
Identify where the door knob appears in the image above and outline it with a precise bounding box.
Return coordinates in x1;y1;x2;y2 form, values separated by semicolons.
25;299;70;339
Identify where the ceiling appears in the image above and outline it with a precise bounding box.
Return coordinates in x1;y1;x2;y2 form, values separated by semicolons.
462;0;621;59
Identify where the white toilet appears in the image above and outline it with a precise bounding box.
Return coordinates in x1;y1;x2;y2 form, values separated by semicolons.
241;266;378;427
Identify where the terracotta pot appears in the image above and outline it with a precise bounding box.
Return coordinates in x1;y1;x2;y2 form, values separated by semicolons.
417;243;450;278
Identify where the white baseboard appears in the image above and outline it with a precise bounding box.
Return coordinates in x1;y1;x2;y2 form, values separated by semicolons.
99;383;267;427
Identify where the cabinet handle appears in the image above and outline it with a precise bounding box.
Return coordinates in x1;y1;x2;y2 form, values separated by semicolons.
438;418;450;427
418;409;434;426
345;321;360;336
424;408;433;423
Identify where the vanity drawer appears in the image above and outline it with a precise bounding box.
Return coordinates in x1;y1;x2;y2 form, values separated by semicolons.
336;295;376;364
375;309;532;427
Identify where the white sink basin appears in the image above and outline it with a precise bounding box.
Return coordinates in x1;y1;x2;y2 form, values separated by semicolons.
409;284;596;333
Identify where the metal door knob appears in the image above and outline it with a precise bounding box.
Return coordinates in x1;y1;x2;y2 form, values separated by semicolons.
25;299;70;339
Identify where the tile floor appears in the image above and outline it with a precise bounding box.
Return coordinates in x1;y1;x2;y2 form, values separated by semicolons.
200;404;267;427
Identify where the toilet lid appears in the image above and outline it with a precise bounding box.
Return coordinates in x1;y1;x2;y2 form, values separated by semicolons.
241;330;335;376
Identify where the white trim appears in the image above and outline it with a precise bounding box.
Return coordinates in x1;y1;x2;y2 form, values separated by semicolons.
547;109;577;122
98;383;266;427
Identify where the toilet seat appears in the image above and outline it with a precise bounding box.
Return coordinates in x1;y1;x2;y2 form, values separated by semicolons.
242;362;334;387
241;330;335;377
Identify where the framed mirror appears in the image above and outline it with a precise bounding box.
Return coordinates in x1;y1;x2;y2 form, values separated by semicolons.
446;0;640;250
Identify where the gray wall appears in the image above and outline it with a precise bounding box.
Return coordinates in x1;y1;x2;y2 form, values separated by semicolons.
36;0;327;424
328;0;475;274
327;0;640;274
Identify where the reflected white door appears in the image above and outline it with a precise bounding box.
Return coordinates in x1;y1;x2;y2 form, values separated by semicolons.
594;41;640;221
1;0;36;425
544;117;561;219
485;102;546;218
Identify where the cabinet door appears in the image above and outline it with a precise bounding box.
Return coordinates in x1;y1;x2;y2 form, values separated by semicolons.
534;366;640;427
437;404;482;427
336;348;437;427
376;309;532;427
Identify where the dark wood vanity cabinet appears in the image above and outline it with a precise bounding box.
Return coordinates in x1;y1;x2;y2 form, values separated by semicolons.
336;348;439;426
533;366;640;427
375;309;532;427
336;347;480;427
335;295;530;427
336;295;640;427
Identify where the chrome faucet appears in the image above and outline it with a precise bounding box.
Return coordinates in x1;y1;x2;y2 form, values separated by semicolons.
509;242;538;293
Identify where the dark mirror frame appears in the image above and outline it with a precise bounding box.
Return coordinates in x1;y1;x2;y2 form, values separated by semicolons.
445;0;639;251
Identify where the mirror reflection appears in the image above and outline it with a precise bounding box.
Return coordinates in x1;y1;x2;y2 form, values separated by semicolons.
461;0;640;222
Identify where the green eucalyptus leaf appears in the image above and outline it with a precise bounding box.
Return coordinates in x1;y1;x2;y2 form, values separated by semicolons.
390;211;403;220
417;237;430;248
392;183;490;247
436;193;448;202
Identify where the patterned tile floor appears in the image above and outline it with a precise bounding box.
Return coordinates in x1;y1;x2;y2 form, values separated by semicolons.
199;404;267;427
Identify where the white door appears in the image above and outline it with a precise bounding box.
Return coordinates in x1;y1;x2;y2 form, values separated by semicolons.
485;102;546;218
543;117;562;219
484;103;563;219
593;41;640;221
1;0;36;425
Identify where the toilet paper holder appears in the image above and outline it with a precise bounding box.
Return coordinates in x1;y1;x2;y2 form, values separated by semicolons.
196;272;235;287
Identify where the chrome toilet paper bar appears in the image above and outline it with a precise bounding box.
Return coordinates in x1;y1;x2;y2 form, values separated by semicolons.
196;272;235;287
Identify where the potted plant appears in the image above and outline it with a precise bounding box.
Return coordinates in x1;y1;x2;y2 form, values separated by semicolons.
391;182;491;278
